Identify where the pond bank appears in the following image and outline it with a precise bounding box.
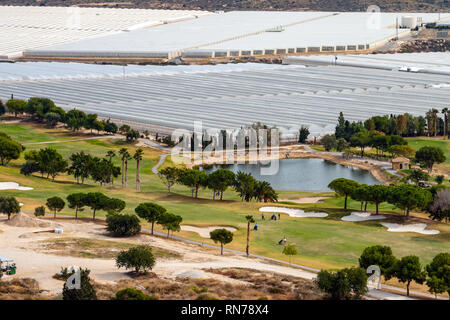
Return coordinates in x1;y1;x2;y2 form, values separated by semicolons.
181;145;393;185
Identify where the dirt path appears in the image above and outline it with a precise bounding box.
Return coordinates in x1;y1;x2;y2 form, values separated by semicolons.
0;217;425;300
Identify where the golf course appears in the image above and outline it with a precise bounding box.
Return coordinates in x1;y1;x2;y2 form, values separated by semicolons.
1;121;449;271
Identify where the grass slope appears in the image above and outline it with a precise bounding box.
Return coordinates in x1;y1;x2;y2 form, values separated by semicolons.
1;122;449;270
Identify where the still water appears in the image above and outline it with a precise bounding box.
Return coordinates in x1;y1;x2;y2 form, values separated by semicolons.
211;158;380;191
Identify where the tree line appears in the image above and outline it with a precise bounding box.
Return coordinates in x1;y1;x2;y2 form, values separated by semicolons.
158;166;278;202
1;97;142;141
336;109;450;140
18;146;145;190
316;245;449;299
327;177;449;221
318;111;450;160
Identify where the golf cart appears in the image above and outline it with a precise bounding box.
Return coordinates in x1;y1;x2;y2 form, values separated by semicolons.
0;256;16;277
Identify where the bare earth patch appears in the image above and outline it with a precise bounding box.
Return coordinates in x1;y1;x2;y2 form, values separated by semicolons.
37;237;180;259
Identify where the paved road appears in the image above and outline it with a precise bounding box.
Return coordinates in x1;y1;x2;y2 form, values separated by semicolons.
29;212;429;300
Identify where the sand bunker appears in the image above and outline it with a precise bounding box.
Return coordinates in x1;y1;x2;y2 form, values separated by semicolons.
181;225;237;238
280;197;330;204
4;213;57;228
259;207;328;218
0;182;33;190
342;212;386;222
380;223;440;235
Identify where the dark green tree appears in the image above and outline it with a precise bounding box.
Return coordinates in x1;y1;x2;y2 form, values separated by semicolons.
135;202;166;235
106;213;141;237
0;135;23;166
415;146;446;174
321;134;337;151
67;193;86;219
46;196;65;218
62;268;98;300
6;99;26;118
328;178;359;209
157;212;182;238
83;192;110;220
0;196;20;220
158;166;182;193
388;184;432;218
34;205;46;217
210;228;233;255
359;245;397;276
386;255;426;296
298;126;310;143
425;252;449;299
116;245;155;273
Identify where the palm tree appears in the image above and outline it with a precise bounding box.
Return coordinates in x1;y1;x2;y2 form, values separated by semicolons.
442;108;448;139
133;148;143;191
245;215;255;256
254;181;278;202
426;110;433;137
106;150;116;187
432;108;439;137
118;148;130;188
125;153;131;188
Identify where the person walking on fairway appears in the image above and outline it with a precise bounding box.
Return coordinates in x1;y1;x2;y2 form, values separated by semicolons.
261;212;265;220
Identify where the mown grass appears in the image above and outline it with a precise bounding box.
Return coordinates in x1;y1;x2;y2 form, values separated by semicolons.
406;137;450;164
1;122;449;270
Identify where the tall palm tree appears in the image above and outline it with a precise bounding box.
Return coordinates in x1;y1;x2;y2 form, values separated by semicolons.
432;108;439;137
426;110;433;137
133;148;143;191
106;150;116;187
245;215;255;256
118;148;129;188
125;153;131;188
442;108;448;139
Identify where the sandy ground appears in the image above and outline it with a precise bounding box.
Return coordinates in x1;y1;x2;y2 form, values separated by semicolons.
0;216;317;295
180;225;237;238
380;223;440;235
341;212;387;222
0;182;33;190
259;206;328;218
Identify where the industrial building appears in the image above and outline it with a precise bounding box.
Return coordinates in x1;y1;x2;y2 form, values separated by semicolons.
0;6;445;60
0;6;210;58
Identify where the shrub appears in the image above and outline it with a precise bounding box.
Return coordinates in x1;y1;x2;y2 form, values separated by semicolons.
106;213;141;237
315;267;368;300
116;245;155;274
112;288;157;300
62;268;97;300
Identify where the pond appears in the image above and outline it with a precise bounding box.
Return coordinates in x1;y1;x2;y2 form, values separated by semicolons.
209;158;380;191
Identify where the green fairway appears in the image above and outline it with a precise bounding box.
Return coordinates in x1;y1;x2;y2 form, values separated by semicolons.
407;137;450;165
1;122;449;270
